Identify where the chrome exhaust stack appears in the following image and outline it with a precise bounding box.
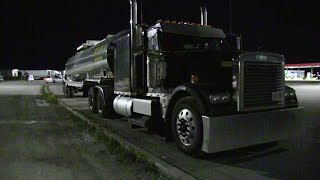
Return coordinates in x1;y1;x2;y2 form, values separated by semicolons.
129;0;144;93
200;6;208;26
129;0;138;57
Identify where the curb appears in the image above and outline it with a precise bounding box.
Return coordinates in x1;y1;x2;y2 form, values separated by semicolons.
46;85;196;180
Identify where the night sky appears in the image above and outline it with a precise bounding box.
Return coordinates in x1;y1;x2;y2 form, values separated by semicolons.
1;0;319;70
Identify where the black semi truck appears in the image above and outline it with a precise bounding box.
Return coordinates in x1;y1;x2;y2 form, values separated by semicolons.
64;0;303;155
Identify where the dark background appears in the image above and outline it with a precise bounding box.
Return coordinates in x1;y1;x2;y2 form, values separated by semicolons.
1;0;319;70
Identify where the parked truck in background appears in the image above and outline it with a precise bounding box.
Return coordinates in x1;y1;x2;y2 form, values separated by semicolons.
64;0;303;155
25;70;61;80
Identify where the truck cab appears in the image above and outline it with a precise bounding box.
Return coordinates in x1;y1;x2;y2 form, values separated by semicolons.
136;21;301;154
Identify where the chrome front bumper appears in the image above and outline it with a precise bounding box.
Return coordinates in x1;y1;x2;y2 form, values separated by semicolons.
201;107;304;153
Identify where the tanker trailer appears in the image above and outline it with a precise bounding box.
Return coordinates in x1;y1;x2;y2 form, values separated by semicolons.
63;35;115;98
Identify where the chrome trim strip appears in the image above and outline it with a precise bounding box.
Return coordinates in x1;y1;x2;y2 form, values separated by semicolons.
114;91;136;96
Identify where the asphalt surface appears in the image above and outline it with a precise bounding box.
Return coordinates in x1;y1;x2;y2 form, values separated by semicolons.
49;81;320;180
0;81;158;180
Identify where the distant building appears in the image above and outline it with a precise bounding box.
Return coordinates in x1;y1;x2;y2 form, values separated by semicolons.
285;62;320;79
11;69;61;80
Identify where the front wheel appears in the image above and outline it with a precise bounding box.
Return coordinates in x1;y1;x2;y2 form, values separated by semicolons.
171;96;203;155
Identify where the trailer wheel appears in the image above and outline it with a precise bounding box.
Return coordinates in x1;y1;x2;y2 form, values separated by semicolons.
97;88;113;118
70;87;75;98
88;88;97;113
171;96;203;155
64;86;71;98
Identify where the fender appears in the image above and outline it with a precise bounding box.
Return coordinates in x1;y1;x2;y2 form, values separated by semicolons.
165;84;212;121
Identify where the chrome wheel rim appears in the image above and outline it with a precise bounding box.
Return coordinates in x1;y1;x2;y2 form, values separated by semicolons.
176;109;197;146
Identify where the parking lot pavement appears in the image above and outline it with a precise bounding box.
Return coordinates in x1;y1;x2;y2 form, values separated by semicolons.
51;82;320;179
0;80;44;95
0;81;160;179
286;82;320;143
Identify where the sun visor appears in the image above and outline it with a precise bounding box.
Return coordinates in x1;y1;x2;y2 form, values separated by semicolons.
154;22;226;38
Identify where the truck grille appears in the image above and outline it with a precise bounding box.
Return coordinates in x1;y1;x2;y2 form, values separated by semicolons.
238;53;285;111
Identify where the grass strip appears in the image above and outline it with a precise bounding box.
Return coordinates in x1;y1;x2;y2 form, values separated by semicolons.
44;85;169;179
41;85;58;104
92;127;167;179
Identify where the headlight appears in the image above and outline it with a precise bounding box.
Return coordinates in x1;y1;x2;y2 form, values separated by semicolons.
209;93;230;104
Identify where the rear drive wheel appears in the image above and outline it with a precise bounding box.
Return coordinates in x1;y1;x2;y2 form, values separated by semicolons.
88;88;97;113
97;89;113;118
171;96;203;155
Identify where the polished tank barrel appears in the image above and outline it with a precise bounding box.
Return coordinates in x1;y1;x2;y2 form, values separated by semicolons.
65;35;115;79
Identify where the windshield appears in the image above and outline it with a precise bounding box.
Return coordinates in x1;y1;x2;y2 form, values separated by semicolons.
159;33;232;52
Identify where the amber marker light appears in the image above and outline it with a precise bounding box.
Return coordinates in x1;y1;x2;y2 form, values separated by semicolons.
191;74;199;83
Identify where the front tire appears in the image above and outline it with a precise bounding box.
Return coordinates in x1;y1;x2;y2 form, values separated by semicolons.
171;96;203;155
